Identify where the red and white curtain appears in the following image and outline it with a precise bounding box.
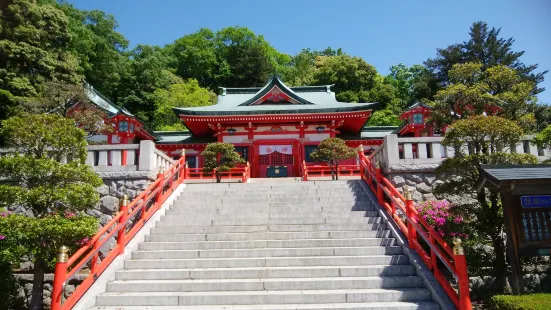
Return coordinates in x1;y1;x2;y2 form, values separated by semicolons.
259;145;292;155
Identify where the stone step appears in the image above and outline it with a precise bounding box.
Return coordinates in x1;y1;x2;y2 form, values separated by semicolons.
151;215;381;227
107;276;424;293
139;238;395;251
157;213;376;225
89;302;440;310
179;191;367;198
95;288;431;306
150;223;385;234
145;230;392;242
124;255;409;269
115;265;416;280
131;246;402;259
175;197;369;203
166;204;375;213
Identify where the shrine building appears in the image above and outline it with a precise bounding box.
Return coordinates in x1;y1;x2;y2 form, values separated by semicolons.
81;75;443;178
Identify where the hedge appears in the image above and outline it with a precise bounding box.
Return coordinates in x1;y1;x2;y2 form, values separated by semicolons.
490;294;551;310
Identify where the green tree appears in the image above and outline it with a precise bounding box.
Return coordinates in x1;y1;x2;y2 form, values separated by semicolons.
201;142;245;183
533;124;551;157
117;44;180;124
60;5;130;100
434;116;538;290
425;21;547;98
310;138;357;180
0;0;80;100
152;79;216;131
214;26;290;88
282;48;343;87
366;109;402;126
168;28;218;89
0;114;102;309
313;55;378;99
430;63;538;131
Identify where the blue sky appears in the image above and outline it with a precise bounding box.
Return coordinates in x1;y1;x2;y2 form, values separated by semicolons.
69;0;551;104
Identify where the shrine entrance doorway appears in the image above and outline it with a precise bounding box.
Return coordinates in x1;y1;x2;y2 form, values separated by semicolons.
257;145;294;178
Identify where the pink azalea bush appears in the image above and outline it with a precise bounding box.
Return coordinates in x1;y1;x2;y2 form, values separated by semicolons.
416;200;469;245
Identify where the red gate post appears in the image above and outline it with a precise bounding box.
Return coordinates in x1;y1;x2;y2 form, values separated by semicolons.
375;161;384;206
302;161;308;181
51;246;69;310
454;238;472;310
403;185;417;249
117;195;129;254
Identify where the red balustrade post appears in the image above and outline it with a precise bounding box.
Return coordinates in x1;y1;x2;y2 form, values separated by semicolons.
155;166;165;208
404;186;417;249
454;238;472;310
375;162;384;206
180;149;186;180
185;162;189;180
302;161;308;181
117;195;129;254
51;246;69;310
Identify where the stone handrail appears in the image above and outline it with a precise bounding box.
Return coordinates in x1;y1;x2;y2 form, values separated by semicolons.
154;148;175;173
382;134;551;168
0;141;173;174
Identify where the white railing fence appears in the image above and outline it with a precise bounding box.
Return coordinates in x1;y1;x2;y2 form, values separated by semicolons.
0;141;174;173
382;134;551;167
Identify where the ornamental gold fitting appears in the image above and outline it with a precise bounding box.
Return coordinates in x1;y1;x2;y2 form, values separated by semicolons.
120;194;129;207
403;185;413;200
453;238;464;255
57;246;69;263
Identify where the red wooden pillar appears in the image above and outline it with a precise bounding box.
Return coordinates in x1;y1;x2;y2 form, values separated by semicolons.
117;195;129;253
454;238;472;310
51;246;69;310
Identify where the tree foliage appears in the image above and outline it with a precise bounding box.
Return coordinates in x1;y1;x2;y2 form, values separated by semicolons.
425;21;547;98
310;138;356;180
430;63;538;131
0;0;80;99
434;116;538;290
366;109;402;126
0;113;102;309
152;79;216;131
201;142;246;183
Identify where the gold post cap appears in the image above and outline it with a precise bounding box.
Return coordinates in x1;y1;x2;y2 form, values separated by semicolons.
453;238;465;255
403;185;413;200
158;166;165;174
120;194;129;207
375;161;381;169
57;245;69;262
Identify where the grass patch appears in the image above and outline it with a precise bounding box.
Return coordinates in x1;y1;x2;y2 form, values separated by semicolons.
490;294;551;310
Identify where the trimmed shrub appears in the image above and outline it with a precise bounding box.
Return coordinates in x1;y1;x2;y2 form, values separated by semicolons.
490;294;551;310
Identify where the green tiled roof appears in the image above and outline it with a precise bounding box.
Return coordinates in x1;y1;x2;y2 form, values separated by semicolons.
174;75;378;116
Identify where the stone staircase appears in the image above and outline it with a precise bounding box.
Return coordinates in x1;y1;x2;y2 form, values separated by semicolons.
90;180;440;309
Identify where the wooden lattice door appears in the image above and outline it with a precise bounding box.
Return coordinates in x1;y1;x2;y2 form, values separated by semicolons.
258;151;294;178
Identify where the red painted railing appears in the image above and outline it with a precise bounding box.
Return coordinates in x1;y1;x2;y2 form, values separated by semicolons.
302;161;361;181
358;150;471;310
185;162;250;183
51;154;188;310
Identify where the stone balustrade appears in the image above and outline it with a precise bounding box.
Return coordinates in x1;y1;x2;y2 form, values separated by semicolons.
381;134;551;169
1;140;175;174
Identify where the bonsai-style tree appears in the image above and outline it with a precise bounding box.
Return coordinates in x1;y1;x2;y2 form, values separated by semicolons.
434;115;538;291
310;138;356;180
0;114;102;310
201;142;245;183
